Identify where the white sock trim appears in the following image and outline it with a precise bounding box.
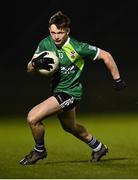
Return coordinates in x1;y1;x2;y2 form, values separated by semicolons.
35;144;44;147
34;147;45;153
93;142;102;152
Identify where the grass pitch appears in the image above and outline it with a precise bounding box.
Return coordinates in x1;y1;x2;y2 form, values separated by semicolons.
0;113;138;179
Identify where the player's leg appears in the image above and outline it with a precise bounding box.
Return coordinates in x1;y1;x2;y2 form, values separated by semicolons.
20;96;62;165
57;108;108;162
58;108;92;142
27;96;61;145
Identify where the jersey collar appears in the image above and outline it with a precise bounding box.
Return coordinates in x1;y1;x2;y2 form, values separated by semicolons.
63;37;70;47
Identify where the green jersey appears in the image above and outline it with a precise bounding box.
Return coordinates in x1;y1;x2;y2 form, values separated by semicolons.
35;36;100;100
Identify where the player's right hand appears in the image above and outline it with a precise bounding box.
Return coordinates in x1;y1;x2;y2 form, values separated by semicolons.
31;52;54;70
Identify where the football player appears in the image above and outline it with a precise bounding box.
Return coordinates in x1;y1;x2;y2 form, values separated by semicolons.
20;11;126;165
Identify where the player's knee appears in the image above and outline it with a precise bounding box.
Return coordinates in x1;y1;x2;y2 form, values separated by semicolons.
27;113;37;126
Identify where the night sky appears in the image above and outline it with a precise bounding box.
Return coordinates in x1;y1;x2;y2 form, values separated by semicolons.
1;0;138;115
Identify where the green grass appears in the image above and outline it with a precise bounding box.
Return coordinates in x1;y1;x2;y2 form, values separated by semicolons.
0;113;138;179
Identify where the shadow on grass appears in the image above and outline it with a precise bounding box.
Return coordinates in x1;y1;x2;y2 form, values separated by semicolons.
102;157;128;162
44;157;128;165
44;160;88;165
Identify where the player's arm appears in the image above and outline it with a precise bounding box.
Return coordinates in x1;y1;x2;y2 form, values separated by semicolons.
96;49;126;90
27;40;48;73
97;49;120;80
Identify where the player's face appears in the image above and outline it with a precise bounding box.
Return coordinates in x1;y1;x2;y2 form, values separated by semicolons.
49;24;69;47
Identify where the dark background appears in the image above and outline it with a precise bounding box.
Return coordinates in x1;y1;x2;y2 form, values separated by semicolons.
1;0;138;115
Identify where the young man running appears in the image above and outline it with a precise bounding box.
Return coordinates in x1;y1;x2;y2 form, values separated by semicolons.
20;11;126;165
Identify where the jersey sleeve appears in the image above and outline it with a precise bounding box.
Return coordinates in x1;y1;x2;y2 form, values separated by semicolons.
78;42;100;61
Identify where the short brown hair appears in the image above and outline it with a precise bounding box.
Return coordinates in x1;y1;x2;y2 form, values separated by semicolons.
49;11;71;29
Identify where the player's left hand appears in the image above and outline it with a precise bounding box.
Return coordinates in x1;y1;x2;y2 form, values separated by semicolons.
113;78;126;91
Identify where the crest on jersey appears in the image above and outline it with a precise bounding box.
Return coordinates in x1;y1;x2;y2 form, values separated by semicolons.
70;51;76;59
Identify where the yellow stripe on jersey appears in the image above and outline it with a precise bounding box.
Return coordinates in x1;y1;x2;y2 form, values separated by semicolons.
62;43;84;71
